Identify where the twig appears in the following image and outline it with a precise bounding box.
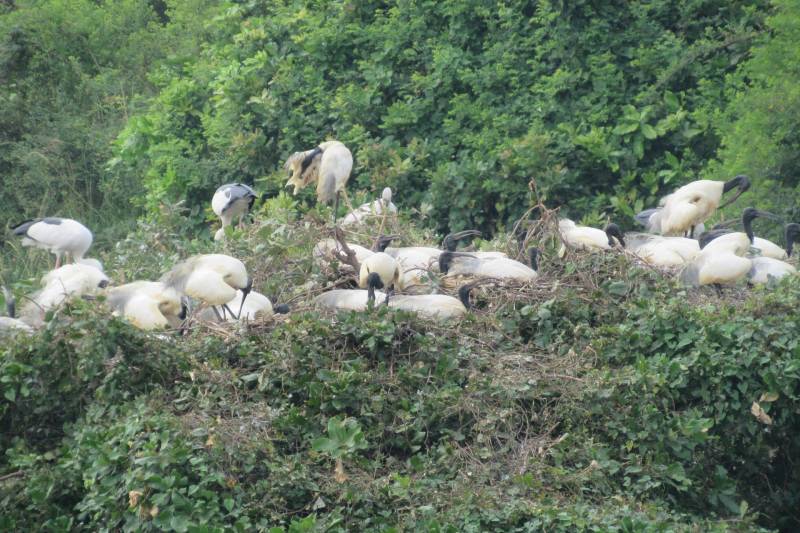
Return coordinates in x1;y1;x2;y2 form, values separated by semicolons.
0;470;24;482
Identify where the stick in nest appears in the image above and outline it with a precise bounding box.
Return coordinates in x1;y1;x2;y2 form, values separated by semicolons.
332;227;361;273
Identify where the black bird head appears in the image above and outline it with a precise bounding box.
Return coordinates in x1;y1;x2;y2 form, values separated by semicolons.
785;223;800;257
374;234;400;252
604;223;625;248
741;207;780;244
274;303;290;314
366;271;384;303
442;230;481;252
718;174;751;209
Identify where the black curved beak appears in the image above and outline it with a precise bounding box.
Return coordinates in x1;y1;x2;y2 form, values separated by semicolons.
442;230;481;251
238;278;253;318
375;234;401;252
742;208;781;243
718;175;751;210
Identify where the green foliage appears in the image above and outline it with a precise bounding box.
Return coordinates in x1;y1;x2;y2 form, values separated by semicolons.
709;0;800;222
0;0;215;241
110;0;768;233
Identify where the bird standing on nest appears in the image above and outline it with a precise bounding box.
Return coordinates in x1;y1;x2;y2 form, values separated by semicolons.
162;254;252;321
212;183;257;241
284;140;354;222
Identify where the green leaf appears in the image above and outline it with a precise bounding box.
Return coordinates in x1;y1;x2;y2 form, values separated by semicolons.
612;122;639;135
641;123;657;140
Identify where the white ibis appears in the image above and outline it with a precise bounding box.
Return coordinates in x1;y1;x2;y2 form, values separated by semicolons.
636;175;750;237
162;254;252;320
341;187;397;226
439;248;539;283
11;217;98;268
284;140;353;221
358;252;402;303
680;208;776;287
625;233;700;267
20;264;110;327
212;183;257;241
558;220;625;252
314;271;387;311
107;281;187;330
388;282;481;321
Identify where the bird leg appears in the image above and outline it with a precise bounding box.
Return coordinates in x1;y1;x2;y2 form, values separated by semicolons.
223;303;239;320
332;191;341;225
54;254;62;269
713;284;723;297
383;286;393;306
689;225;696;239
212;306;225;322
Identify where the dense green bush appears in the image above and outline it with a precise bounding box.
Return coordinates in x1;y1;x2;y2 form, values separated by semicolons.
111;0;770;234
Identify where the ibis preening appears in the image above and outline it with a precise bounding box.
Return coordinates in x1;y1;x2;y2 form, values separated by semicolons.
212;183;257;241
679;208;776;287
439;248;539;283
284;140;354;221
107;281;187;330
342;187;397;226
198;290;289;322
11;217;99;269
162;254;252;320
20;264;110;327
0;286;34;335
636;175;750;237
558;220;625;253
359;252;402;303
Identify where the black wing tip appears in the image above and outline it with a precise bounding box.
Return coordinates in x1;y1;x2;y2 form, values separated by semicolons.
10;218;40;235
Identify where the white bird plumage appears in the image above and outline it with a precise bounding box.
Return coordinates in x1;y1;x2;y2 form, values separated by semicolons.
212;183;257;241
636;175;750;237
625;233;700;267
341;187;397;226
314;288;387;312
12;217;97;268
679;208;775;287
198;290;287;322
388;284;475;321
107;281;186;330
284;140;354;219
162;254;252;319
559;220;625;253
439;249;539;283
20;264;110;327
359;252;403;299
